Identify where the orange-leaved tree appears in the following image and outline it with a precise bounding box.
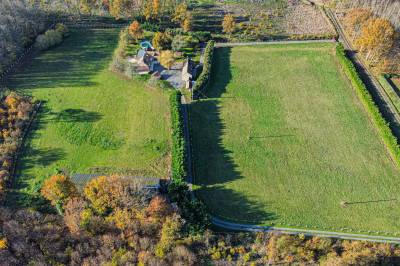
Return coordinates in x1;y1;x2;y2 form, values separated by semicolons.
343;8;373;40
41;174;78;210
355;18;395;63
128;20;143;43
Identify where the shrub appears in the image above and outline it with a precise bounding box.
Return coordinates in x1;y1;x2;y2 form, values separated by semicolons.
170;90;185;181
40;174;78;212
336;43;400;166
110;29;129;74
168;181;210;235
55;23;69;37
172;35;190;52
153;31;172;51
189;31;212;42
35;30;62;50
192;40;214;98
160;50;175;69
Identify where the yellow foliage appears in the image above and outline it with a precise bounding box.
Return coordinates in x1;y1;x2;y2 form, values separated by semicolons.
159;50;174;69
0;238;7;249
222;14;236;34
172;3;187;25
84;175;127;215
107;208;136;231
182;13;192;32
152;0;159;19
355;18;395;63
41;174;78;206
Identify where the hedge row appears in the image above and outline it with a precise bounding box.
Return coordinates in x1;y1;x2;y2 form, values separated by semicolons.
192;40;215;98
34;23;69;51
336;44;400;166
170;90;186;181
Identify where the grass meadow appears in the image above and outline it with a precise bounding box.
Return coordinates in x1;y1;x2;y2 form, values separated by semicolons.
6;29;171;208
191;43;400;234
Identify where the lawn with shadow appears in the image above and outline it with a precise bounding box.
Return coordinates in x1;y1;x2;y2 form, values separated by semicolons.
190;43;400;234
6;29;171;209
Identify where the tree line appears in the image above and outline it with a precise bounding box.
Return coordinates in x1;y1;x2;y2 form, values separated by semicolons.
2;173;400;265
343;8;400;74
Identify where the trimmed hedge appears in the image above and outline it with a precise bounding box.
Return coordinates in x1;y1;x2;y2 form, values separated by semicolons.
170;90;186;181
336;44;400;166
192;40;214;98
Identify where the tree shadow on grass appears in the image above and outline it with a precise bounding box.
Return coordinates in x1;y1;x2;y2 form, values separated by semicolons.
5;146;66;211
191;47;277;224
6;29;120;90
5;103;103;210
53;108;103;123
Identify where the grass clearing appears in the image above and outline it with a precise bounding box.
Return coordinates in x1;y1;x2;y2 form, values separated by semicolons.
6;29;171;208
191;43;400;234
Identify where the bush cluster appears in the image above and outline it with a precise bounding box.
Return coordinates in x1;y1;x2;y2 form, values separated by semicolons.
336;43;400;166
34;23;69;51
192;40;214;98
0;92;34;201
169;90;186;181
110;29;129;75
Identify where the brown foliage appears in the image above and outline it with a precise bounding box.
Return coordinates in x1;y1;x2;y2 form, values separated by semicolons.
0;92;33;201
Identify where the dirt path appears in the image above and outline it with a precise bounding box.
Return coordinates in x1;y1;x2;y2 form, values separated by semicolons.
215;39;335;47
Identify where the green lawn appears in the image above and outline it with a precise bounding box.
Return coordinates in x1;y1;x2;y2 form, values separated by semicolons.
191;43;400;234
6;29;171;208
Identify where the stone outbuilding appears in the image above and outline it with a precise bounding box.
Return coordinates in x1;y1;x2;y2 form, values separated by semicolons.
181;58;196;89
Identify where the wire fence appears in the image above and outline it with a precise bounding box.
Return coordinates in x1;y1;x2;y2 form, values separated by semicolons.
0;23;56;88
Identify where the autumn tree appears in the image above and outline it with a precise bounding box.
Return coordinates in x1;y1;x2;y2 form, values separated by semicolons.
153;31;171;51
344;9;373;39
41;174;78;210
155;214;182;258
128;20;143;43
84;175;120;214
152;0;159;19
146;195;173;220
63;197;87;235
182;12;193;32
222;14;236;35
172;3;188;26
160;50;175;69
143;0;153;21
355;18;395;63
109;0;120;18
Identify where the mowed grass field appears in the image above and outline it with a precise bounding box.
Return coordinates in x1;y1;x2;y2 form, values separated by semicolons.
6;29;171;208
191;43;400;233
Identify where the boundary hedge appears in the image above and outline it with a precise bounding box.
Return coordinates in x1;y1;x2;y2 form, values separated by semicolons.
336;44;400;166
192;40;214;99
168;90;210;234
170;90;186;181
